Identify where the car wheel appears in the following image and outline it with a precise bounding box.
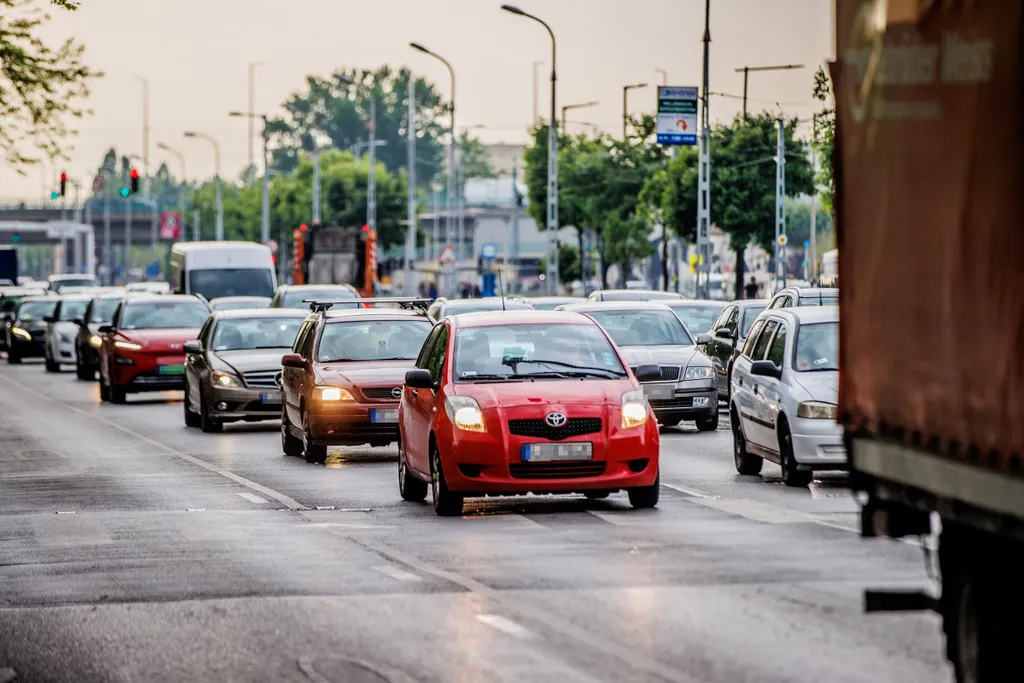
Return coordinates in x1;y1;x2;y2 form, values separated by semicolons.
627;470;660;509
584;491;610;500
75;359;91;381
398;439;428;502
280;409;304;457
6;350;20;364
199;393;222;433
430;445;463;516
302;412;327;464
779;427;811;487
183;379;201;428
45;356;60;373
659;418;681;428
110;384;127;405
696;409;719;432
732;408;763;475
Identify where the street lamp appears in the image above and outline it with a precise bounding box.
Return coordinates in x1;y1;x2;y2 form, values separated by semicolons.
183;131;223;241
734;64;804;118
229;111;271;244
502;4;559;295
655;69;668;86
157;142;187;241
561;101;599;130
335;73;377;234
622;83;649;139
410;42;460;260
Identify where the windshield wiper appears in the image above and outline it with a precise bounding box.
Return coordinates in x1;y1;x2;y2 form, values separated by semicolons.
507;359;625;378
374;356;416;361
458;373;522;382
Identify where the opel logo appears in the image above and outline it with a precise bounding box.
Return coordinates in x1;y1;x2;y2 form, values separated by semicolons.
391;386;402;398
274;372;283;389
545;412;567;428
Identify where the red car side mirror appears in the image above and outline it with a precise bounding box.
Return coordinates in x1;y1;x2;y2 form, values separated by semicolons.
281;353;305;369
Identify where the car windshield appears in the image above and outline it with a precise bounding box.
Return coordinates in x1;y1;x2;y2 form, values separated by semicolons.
212;298;271;311
188;268;274;300
317;319;432;362
120;300;210;330
587;309;693;347
51;278;97;292
596;291;681;302
667;303;726;335
282;288;359;309
58;300;89;321
212;317;304;351
454;323;626;381
794;322;839;372
741;305;767;337
90;298;121;324
16;300;57;322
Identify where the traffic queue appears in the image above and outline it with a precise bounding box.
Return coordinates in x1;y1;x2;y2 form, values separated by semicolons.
0;267;843;516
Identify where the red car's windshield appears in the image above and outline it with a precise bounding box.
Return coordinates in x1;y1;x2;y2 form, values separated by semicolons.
120;300;209;330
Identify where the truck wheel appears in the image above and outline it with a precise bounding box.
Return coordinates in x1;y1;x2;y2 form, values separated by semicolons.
779;428;811;487
732;408;763;475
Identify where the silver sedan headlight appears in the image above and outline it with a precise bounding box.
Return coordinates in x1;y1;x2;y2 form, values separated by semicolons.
797;401;838;419
684;365;715;380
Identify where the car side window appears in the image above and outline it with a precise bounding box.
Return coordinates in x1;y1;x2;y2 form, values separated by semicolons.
110;303;124;328
301;320;319;359
292;320;313;356
741;319;766;357
724;306;740;335
709;305;732;333
426;325;449;384
416;325;442;369
751;320;778;360
198;318;214;344
766;322;788;367
768;295;782;310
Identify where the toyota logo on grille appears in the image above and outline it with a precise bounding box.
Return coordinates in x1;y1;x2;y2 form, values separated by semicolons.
391;386;402;398
168;343;181;350
545;412;567;428
274;372;283;389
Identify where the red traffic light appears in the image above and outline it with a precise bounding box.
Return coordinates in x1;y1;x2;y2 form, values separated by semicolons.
299;224;308;232
60;173;67;182
362;224;370;232
129;168;140;179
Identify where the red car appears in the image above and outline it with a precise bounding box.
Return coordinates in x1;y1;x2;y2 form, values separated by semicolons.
98;294;211;404
398;310;663;516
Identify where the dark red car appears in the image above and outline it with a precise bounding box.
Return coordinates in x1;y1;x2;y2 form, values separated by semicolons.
98;294;210;404
398;310;662;516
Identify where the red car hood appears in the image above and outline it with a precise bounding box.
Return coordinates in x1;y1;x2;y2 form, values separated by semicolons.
114;327;200;351
453;378;635;410
317;360;415;387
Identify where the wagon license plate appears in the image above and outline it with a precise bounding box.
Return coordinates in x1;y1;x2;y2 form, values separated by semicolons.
370;408;398;423
157;365;184;375
642;383;673;400
259;392;281;405
520;442;593;463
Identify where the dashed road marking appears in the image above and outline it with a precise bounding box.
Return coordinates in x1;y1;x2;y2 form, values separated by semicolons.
476;614;533;639
237;492;268;504
662;482;712;499
371;564;423;582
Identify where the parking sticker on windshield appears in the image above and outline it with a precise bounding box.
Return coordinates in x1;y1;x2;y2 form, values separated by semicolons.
602;352;615;367
813;358;829;366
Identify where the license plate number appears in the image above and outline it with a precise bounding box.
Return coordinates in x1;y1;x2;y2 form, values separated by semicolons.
520;442;593;462
259;392;281;404
157;365;184;375
370;408;398;423
642;384;673;400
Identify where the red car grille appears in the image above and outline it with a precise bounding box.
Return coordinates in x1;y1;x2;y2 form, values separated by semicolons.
509;462;607;479
507;418;602;441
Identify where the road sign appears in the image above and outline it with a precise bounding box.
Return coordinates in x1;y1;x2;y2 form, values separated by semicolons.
92;175;105;192
438;244;457;265
803;240;810;249
777;234;788;247
159;212;181;240
481;243;498;259
264;238;279;254
145;262;160;277
656;86;699;145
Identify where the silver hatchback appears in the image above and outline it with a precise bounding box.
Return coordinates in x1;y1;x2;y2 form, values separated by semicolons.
729;306;845;486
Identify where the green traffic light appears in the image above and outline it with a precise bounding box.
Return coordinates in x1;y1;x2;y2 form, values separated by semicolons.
119;187;130;198
12;235;19;243
50;191;59;200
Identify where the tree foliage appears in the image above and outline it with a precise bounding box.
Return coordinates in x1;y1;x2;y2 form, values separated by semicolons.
812;66;835;216
0;0;99;168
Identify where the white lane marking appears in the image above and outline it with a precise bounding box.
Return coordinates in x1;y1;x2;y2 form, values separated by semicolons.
186;508;206;512
237;492;268;504
694;497;807;524
587;510;633;526
371;564;423;582
0;373;307;511
662;482;711;499
476;614;533;639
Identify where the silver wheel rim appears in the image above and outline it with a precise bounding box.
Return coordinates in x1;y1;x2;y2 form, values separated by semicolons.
398;447;406;491
431;453;439;502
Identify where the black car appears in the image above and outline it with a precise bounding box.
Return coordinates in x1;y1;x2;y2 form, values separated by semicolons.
0;287;50;352
4;296;58;363
74;292;125;380
701;299;768;401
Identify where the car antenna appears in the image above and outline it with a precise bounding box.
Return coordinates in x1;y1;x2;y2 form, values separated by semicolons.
497;263;506;311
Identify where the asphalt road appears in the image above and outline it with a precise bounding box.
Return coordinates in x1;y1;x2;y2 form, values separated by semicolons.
0;359;951;683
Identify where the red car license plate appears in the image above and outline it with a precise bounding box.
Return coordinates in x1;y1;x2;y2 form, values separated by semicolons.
520;442;593;462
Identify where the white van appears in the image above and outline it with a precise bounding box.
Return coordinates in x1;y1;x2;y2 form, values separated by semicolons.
169;242;276;301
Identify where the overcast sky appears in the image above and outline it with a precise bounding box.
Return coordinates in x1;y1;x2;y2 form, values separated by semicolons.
5;0;833;202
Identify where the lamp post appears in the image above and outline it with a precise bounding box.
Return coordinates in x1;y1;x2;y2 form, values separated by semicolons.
502;4;559;295
410;42;459;260
157;142;187;241
335;74;377;234
561;101;599;130
734;64;804;119
622;83;649;139
229;111;271;243
183;131;222;241
655;68;668;86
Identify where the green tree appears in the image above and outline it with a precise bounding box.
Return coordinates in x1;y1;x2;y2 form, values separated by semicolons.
785;198;832;248
812;67;835;217
0;0;99;168
539;242;581;285
457;132;496;180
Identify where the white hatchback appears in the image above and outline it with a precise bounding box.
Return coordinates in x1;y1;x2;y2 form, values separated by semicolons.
43;294;93;372
729;306;845;486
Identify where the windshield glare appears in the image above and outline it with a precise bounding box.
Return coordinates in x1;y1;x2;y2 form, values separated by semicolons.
283;288;358;309
17;301;57;322
120;301;210;330
795;322;839;371
317;319;431;362
58;300;89;321
668;303;726;335
90;298;121;324
454;323;625;381
588;310;693;347
189;269;274;300
741;305;767;337
212;317;303;351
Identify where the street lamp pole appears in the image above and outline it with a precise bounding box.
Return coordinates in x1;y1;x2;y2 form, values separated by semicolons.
622;83;649;139
655;68;668;86
229;112;271;244
734;64;804;118
503;4;559;295
184;131;223;241
561;101;599;130
157;142;187;241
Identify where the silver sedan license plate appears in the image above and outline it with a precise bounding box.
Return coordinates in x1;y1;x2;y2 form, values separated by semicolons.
259;392;281;405
521;442;593;462
642;383;673;400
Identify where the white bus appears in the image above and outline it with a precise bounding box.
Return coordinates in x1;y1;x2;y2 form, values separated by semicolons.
169;242;276;301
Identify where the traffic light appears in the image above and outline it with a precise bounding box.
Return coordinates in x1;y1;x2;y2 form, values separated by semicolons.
50;191;59;200
129;168;140;194
59;173;67;197
119;187;130;198
11;234;19;244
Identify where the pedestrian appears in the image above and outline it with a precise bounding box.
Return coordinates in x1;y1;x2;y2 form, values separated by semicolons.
418;281;427;298
744;276;759;300
473;284;481;298
428;280;438;301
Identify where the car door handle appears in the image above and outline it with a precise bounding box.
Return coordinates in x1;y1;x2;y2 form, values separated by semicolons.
752;385;758;394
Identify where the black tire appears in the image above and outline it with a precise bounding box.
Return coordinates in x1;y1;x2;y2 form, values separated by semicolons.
99;376;110;402
75;360;92;381
660;418;681;428
183;380;201;428
628;471;660;509
584;491;610;500
45;357;60;373
398;439;428;502
696;409;719;432
430;446;463;516
110;384;127;405
302;412;327;464
199;393;222;433
732;409;763;475
7;351;20;364
780;428;811;487
280;409;304;457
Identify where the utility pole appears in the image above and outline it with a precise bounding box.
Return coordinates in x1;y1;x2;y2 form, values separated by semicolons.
136;77;150;196
150;199;158;268
248;62;262;175
124;192;133;283
809;145;817;284
406;76;417;296
103;177;111;284
622;83;648;139
312;148;321;224
774;117;787;293
735;64;804;119
367;97;377;232
261;116;270;244
193;208;200;242
511;158;520;294
432;185;440;263
695;0;712;299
